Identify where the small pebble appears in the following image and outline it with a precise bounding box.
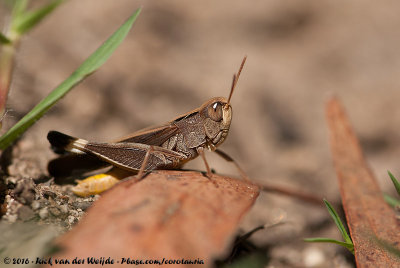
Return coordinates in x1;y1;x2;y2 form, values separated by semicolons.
70;210;79;217
67;215;76;224
18;206;35;221
39;208;49;219
5;177;18;185
49;207;61;217
43;190;57;199
31;200;41;210
59;204;69;214
73;201;92;211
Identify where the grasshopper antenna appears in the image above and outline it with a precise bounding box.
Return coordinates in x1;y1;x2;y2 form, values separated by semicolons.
227;55;247;104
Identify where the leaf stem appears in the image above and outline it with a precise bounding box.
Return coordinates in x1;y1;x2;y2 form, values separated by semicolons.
0;31;21;129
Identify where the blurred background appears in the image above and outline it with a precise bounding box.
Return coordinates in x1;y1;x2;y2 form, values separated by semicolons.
2;0;400;266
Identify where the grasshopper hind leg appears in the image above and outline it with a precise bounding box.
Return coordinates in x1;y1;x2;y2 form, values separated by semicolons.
136;146;155;180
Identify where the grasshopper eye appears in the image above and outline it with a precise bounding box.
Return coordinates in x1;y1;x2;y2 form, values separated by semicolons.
208;102;223;121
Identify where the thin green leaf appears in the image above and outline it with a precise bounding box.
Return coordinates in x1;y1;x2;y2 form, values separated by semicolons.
12;0;63;34
388;171;400;197
0;8;141;150
384;193;400;208
323;199;352;244
11;0;28;18
304;238;354;254
0;33;11;44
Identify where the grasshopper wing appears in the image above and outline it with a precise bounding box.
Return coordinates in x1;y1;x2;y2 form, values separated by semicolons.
48;124;180;176
48;131;184;173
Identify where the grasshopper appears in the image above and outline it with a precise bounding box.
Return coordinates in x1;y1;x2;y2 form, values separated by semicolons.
47;57;247;195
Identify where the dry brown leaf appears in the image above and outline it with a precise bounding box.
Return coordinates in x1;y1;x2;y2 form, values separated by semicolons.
326;97;400;267
43;170;259;267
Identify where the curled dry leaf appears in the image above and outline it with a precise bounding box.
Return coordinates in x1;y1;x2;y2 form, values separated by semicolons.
43;170;259;267
326;97;400;267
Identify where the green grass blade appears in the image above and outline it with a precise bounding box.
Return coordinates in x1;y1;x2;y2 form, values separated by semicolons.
0;33;11;44
12;0;63;34
384;193;400;207
323;199;352;244
10;0;28;18
0;8;141;150
388;171;400;197
304;238;354;254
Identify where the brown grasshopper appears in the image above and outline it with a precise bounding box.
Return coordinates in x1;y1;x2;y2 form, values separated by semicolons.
47;57;247;192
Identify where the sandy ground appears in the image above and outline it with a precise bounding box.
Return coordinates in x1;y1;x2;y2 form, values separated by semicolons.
2;0;400;267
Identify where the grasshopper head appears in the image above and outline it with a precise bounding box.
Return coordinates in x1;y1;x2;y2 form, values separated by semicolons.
200;97;232;149
200;56;246;150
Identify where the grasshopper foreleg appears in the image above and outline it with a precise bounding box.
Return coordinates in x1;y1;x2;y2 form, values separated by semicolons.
197;147;213;178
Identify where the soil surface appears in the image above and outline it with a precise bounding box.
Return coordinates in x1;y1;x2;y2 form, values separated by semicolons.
2;1;400;267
